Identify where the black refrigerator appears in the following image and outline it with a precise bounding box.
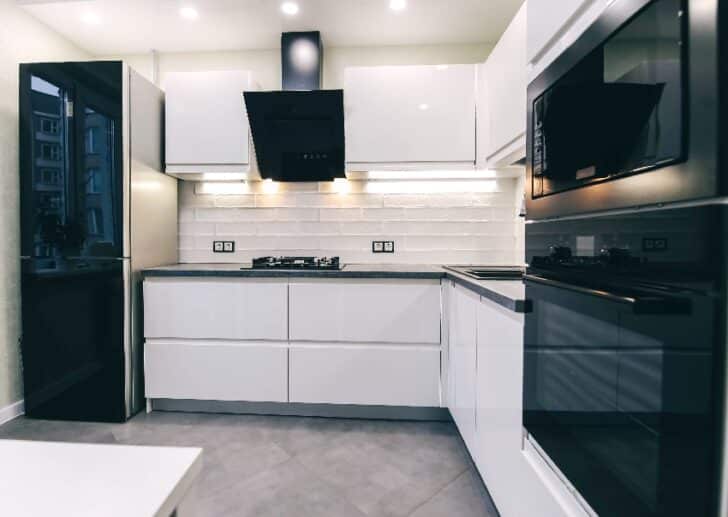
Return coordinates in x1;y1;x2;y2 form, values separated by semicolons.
19;61;178;423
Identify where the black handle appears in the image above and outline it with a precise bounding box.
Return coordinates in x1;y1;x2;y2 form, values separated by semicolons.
524;274;691;315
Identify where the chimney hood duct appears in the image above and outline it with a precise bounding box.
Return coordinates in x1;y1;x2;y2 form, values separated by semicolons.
244;31;345;182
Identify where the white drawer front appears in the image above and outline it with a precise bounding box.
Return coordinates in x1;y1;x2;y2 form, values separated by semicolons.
145;341;288;402
143;279;287;340
289;279;441;344
289;344;441;407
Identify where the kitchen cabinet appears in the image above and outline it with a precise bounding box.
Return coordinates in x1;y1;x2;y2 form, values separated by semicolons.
475;297;526;517
164;70;254;179
478;2;527;168
447;281;478;452
289;344;440;407
344;64;476;170
143;278;287;341
527;0;613;81
145;341;288;402
289;279;441;344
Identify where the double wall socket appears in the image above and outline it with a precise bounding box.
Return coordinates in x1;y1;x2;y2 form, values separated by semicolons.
213;241;235;253
372;241;395;253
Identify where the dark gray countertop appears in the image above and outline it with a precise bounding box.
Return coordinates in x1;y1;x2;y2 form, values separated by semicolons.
143;263;528;312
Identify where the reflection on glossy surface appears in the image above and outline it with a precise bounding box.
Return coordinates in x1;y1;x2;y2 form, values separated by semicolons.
524;205;723;517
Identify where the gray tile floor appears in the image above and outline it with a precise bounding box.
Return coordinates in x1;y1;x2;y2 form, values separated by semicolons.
0;412;499;517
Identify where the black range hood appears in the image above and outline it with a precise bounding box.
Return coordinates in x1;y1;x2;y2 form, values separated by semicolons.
244;31;345;182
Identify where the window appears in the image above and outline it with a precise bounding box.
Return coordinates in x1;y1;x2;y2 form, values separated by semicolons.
40;143;61;161
87;208;104;235
37;168;61;185
85;127;97;154
85;168;101;194
39;117;60;135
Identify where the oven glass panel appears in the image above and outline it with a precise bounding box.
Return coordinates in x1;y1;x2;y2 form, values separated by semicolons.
532;0;685;198
523;206;722;517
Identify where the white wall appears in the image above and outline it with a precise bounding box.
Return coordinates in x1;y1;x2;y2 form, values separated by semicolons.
179;179;521;265
0;0;90;409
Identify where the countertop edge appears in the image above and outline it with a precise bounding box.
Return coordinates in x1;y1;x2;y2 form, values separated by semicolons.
142;266;529;313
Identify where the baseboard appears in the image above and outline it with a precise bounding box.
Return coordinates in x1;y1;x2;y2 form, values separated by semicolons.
152;399;452;422
0;399;25;426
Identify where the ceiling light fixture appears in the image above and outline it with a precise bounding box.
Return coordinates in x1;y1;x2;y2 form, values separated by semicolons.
389;0;407;11
418;103;429;111
179;6;199;20
81;12;101;25
281;2;300;15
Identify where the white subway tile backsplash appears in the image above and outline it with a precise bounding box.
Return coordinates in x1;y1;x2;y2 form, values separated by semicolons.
179;178;523;264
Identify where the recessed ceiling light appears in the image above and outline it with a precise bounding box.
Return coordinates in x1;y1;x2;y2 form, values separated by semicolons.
281;2;300;15
179;6;199;20
418;103;429;111
81;12;101;25
389;0;407;11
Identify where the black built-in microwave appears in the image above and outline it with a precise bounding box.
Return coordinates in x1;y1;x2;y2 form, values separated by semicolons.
526;0;726;220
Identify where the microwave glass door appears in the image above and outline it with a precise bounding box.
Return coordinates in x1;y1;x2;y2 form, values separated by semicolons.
532;0;686;199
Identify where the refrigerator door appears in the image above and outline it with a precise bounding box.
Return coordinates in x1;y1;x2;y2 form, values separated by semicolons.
20;258;127;422
20;61;124;260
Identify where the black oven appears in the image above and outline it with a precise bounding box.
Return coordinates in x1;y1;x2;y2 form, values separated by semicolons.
526;0;725;220
523;205;726;516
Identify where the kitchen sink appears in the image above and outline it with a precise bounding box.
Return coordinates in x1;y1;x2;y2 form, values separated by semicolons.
445;266;524;281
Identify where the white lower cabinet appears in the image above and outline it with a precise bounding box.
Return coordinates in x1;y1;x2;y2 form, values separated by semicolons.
447;282;478;452
475;297;527;517
289;344;441;407
145;341;288;402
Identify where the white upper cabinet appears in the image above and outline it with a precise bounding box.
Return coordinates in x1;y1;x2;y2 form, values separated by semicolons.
478;1;527;168
527;0;613;81
344;64;476;170
164;70;254;178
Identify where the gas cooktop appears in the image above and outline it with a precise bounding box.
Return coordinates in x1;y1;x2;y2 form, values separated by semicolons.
250;256;341;270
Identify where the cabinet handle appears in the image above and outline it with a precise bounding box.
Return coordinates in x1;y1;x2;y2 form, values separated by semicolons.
524;274;691;315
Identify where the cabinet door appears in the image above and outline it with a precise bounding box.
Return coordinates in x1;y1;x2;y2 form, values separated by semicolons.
483;2;527;164
527;0;589;64
143;279;288;340
289;344;441;407
448;283;478;452
345;65;476;167
145;340;288;402
165;70;251;170
289;279;441;344
475;298;526;516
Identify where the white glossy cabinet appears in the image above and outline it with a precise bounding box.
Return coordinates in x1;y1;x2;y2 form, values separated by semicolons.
289;344;440;407
447;282;478;452
475;297;527;517
145;341;288;402
143;278;287;341
479;2;528;167
164;70;254;178
289;279;441;344
527;0;613;81
344;65;476;169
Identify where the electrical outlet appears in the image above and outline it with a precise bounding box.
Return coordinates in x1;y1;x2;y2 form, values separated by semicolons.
643;238;668;252
383;241;395;253
372;241;384;253
213;241;235;253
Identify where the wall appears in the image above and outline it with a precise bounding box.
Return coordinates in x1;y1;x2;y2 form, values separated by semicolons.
109;43;527;265
179;178;521;265
0;0;90;409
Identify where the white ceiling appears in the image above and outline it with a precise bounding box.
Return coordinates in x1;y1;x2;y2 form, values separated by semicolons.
19;0;524;55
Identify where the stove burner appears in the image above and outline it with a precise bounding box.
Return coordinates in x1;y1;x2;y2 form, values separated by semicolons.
251;256;341;270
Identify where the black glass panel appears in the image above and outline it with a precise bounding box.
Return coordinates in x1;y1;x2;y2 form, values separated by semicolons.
532;0;685;198
20;61;123;259
523;205;723;517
